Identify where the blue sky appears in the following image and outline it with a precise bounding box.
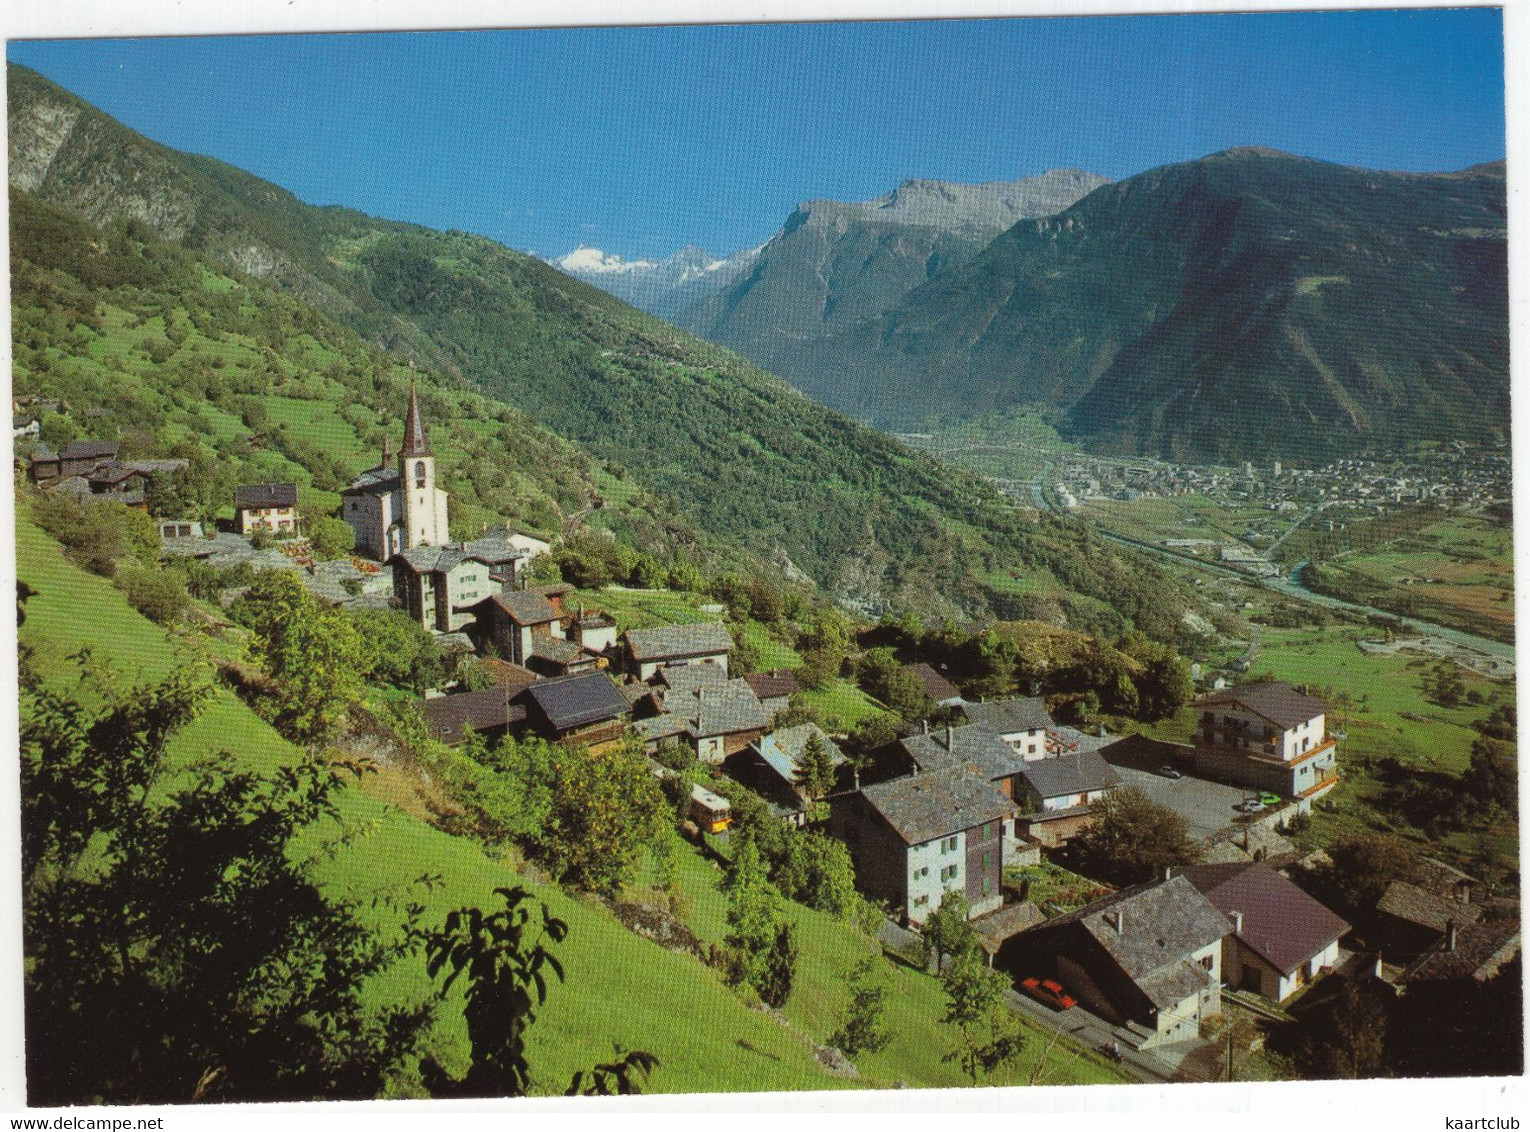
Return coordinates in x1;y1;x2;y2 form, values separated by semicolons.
8;9;1506;261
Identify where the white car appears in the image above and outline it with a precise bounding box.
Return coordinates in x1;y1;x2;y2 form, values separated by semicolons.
1158;765;1183;780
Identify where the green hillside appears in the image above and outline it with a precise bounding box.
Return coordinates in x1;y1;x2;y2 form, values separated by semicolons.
819;149;1508;463
7;63;1204;635
15;514;1128;1096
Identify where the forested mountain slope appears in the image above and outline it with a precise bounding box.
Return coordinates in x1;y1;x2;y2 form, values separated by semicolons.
10;64;1201;636
817;148;1508;463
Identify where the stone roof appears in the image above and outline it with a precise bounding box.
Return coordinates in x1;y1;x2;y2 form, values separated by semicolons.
754;723;845;787
659;663;729;694
342;465;402;496
1197;682;1328;729
1030;876;1233;1009
1378;881;1485;933
520;671;629;732
626;621;733;663
902;726;1026;783
1018;748;1123;801
395;536;525;576
743;668;801;701
971;902;1046;955
234;483;299;509
856;765;1015;847
1401;919;1521;985
60;439;118;461
910;662;962;703
482;590;560;626
530;636;592;666
683;678;769;738
476;658;541;688
1176;862;1349;976
962;697;1053;735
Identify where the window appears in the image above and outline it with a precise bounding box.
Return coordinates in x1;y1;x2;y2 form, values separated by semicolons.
939;865;958;883
1198;955;1214;971
981;877;990;897
912;866;929;880
977;823;989;842
913;895;929;908
940;835;959;854
415;460;427;488
981;852;991;872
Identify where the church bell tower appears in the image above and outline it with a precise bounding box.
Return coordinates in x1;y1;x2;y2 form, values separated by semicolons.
398;383;445;549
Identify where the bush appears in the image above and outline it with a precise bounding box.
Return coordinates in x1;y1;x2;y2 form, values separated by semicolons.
114;566;190;625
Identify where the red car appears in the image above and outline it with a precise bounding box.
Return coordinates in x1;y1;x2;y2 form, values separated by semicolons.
1021;977;1077;1011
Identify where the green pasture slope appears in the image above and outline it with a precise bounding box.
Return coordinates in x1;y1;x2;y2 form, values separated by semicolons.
15;517;1122;1095
15;517;833;1096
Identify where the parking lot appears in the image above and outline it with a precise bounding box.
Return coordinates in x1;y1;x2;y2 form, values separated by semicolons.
1114;764;1254;842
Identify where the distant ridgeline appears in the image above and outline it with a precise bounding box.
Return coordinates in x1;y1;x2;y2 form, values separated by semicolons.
7;63;1205;638
768;148;1508;464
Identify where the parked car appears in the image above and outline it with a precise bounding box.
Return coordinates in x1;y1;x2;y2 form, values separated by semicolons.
1021;977;1077;1011
1258;791;1281;806
1239;798;1266;813
1158;765;1183;779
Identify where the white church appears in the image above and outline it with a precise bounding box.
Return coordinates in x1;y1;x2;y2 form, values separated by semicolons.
341;385;450;561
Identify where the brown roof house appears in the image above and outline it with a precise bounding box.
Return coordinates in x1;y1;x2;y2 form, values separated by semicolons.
909;662;964;708
625;621;733;682
742;668;800;721
1176;862;1350;1002
829;764;1014;926
419;687;528;746
1192;682;1339;802
474;590;566;667
996;875;1232;1049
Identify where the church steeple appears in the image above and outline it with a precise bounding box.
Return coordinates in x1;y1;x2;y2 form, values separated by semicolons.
400;382;432;458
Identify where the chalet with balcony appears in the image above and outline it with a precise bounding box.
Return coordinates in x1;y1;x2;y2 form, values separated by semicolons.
474;590;566;666
515;671;630;751
1192;682;1339;801
829;764;1013;926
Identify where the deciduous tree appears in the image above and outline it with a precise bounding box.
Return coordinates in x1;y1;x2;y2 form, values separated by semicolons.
1069;787;1200;886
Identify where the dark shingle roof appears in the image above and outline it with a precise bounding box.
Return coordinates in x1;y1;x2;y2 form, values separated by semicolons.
743;668;801;700
962;697;1053;734
1176;862;1349;975
1378;881;1485;933
520;671;629;732
856;766;1015;846
971;902;1046;955
1018;749;1122;801
484;590;560;625
1197;682;1328;730
420;688;525;744
910;662;962;703
60;439;118;461
234;483;298;509
902;726;1026;782
343;465;401;495
530;636;591;666
1401;919;1521;985
626;622;733;663
1030;877;1232;1008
